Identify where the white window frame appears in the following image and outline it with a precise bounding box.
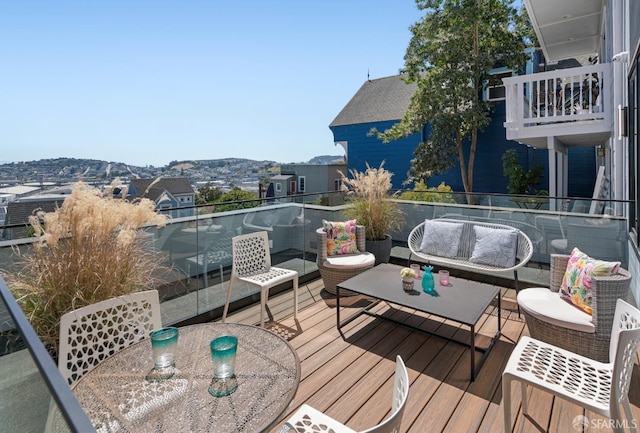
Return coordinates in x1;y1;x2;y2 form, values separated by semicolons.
298;176;306;193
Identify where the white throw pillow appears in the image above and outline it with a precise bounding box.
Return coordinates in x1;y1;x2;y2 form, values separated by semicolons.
469;226;518;268
419;220;464;258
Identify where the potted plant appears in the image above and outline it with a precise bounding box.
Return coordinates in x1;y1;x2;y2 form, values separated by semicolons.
400;267;416;292
340;162;404;265
3;180;169;356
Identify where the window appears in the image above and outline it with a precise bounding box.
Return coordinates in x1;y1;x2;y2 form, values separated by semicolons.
485;71;512;101
298;176;306;193
334;179;343;191
275;183;282;192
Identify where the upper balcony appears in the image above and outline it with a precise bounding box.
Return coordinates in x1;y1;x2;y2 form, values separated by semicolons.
502;63;613;148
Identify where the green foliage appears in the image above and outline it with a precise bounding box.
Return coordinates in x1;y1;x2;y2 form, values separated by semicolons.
213;188;259;212
375;0;527;194
340;163;405;240
196;182;223;204
514;3;539;48
399;181;456;203
501;149;545;195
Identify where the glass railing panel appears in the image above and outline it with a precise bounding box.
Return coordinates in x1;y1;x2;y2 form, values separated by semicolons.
0;191;629;326
145;193;347;323
0;276;95;433
392;194;629;287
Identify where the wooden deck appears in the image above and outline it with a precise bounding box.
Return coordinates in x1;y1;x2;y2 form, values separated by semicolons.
221;276;640;433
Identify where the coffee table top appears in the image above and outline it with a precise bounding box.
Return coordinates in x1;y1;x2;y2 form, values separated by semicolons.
337;263;500;326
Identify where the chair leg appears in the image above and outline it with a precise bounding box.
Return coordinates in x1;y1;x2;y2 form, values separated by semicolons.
502;374;513;433
619;400;637;433
293;277;299;321
520;379;529;416
514;270;521;318
222;277;235;322
260;287;268;327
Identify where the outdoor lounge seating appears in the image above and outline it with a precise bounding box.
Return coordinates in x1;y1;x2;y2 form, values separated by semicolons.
408;218;533;298
517;253;631;362
222;231;299;327
58;289;162;386
503;299;640;433
316;224;375;296
281;355;409;433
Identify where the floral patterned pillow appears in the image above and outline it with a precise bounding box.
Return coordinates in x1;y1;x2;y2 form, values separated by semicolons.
322;219;358;256
560;247;620;315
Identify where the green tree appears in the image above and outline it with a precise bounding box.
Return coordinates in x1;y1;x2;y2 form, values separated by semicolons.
375;0;526;196
514;2;539;48
501;149;545;195
214;188;259;212
195;182;223;205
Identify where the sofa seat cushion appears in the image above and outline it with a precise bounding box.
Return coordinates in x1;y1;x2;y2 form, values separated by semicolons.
517;287;595;334
322;252;375;270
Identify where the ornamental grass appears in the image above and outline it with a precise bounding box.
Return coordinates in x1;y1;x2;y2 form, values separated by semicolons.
4;180;169;354
340;162;404;240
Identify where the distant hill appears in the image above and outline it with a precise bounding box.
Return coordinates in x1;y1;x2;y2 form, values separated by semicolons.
307;155;345;164
0;156;347;184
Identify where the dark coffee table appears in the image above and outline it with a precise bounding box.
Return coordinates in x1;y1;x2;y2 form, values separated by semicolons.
336;263;501;381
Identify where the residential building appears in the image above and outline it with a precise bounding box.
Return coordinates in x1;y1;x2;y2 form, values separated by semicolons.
329;55;597;197
128;177;195;218
270;163;346;200
504;0;639;300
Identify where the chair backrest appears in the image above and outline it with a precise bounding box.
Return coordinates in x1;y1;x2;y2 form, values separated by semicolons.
232;231;271;277
58;289;162;386
609;299;640;412
361;355;410;433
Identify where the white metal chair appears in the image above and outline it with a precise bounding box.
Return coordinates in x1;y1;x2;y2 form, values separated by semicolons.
503;299;640;433
58;289;162;386
222;231;299;327
281;355;409;433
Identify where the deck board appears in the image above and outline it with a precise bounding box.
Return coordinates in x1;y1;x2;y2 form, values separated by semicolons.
219;275;640;433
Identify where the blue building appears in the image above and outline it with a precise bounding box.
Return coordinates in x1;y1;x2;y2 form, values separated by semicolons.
329;72;596;197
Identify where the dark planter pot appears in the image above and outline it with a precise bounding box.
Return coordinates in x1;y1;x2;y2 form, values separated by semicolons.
365;235;392;266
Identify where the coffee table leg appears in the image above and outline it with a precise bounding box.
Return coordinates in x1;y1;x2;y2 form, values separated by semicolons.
336;285;341;328
470;324;475;381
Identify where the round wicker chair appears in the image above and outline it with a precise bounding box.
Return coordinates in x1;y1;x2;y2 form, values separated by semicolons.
316;225;375;296
518;253;632;362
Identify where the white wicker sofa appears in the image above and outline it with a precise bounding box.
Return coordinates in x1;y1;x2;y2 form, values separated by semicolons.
408;218;533;296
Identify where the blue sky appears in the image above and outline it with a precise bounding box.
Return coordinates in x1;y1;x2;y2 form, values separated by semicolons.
0;1;422;167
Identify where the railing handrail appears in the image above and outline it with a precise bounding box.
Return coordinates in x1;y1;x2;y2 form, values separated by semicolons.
502;62;611;84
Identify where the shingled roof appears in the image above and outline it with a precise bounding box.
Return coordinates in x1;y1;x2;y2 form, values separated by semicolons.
129;177;193;201
329;74;417;127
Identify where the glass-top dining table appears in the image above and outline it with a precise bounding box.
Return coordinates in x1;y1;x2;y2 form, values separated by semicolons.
70;322;300;433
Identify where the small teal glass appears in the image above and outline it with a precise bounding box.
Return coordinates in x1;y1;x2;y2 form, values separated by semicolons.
146;327;179;382
209;335;238;397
